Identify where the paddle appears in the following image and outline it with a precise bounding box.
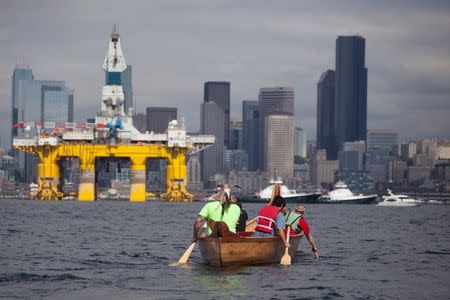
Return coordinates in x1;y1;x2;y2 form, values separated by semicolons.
178;242;196;264
280;225;291;266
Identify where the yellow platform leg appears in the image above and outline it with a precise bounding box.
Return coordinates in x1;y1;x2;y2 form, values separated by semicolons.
162;149;192;202
78;156;95;201
130;156;146;202
36;148;62;200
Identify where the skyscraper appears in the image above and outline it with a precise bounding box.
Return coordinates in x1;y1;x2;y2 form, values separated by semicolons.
242;100;260;171
335;36;367;153
295;127;307;158
200;101;225;184
10;66;73;182
229;119;243;150
11;66;33;143
367;129;398;153
264;115;294;178
204;82;230;147
317;70;337;159
258;87;294;170
146;107;177;133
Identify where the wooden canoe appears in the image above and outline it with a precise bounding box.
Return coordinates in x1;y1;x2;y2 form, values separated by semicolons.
197;221;302;267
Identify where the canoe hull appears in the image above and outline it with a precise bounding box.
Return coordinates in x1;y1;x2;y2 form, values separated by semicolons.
198;234;302;267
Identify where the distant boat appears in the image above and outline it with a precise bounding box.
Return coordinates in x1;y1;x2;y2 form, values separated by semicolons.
238;177;321;204
318;181;378;204
377;189;422;207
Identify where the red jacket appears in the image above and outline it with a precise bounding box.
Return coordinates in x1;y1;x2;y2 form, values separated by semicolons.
255;205;281;234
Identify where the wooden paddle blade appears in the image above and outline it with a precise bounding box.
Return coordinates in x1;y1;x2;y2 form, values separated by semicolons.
280;248;291;266
178;242;196;264
245;218;257;232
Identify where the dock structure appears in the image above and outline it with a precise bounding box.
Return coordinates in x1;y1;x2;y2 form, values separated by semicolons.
12;26;214;202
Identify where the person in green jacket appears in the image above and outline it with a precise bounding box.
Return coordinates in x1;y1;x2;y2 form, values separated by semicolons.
285;204;319;258
192;184;241;242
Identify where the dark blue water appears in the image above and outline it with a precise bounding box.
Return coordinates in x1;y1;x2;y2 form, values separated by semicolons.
1;199;449;299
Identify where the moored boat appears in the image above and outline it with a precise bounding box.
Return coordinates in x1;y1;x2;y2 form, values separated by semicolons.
197;221;302;267
377;189;422;207
318;181;378;204
237;177;321;204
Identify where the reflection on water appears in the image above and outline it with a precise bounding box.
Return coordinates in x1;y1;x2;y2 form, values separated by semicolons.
0;199;449;299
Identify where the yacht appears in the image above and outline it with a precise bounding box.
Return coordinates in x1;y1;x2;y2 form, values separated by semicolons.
238;177;321;204
319;181;378;204
377;189;422;207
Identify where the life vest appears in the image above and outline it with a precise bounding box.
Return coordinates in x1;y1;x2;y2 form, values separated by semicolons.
255;206;281;234
286;211;303;235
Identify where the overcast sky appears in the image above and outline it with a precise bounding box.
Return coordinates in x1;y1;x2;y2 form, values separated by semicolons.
1;0;449;147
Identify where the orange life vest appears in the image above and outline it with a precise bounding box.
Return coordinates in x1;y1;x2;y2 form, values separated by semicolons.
255;205;281;234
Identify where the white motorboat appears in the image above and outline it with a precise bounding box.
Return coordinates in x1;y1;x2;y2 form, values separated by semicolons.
238;177;321;203
377;189;422;207
319;181;378;204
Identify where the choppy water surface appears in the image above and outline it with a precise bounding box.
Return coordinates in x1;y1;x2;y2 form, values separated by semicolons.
1;199;449;299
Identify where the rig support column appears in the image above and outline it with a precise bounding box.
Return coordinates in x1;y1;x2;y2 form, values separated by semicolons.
36;147;62;200
78;156;95;201
130;156;147;202
162;149;192;202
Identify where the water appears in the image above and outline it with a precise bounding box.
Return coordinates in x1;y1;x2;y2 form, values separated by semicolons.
1;199;449;299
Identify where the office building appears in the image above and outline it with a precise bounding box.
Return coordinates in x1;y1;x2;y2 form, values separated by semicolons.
242;100;260;171
295;127;307;158
264;115;294;178
132;112;147;133
367;129;398;153
339;140;366;170
258;87;294;170
229;119;243;150
400;142;417;161
310;149;339;189
335;170;374;194
317;69;337;159
335;36;367;153
204;81;230;147
200;101;225;184
187;154;203;192
146;107;177;133
10;66;73;182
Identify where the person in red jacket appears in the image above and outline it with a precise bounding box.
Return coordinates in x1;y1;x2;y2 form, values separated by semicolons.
285;204;319;258
252;195;290;248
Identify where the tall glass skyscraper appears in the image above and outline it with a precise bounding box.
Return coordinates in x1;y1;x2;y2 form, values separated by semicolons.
335;36;367;153
204;81;230;147
242;100;260;171
317;69;337;159
10;66;73;182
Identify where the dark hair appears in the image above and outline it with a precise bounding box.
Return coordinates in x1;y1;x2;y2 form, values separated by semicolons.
221;193;231;218
271;195;286;208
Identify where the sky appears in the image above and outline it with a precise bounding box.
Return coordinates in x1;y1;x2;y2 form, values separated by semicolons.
1;0;449;148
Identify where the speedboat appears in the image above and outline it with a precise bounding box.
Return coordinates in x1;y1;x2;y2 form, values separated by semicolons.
318;181;378;204
377;189;422;207
238;177;321;204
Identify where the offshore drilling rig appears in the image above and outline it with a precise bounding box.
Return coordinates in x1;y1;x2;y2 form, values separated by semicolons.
13;26;214;202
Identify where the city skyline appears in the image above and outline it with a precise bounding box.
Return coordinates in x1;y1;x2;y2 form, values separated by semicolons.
1;1;450;148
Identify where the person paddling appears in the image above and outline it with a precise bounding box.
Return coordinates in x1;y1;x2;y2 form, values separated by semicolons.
191;184;241;242
286;204;319;258
252;195;290;248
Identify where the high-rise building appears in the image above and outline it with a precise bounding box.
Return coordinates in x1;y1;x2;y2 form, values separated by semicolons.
132;113;147;133
242;100;260;171
367;129;398;153
200;101;225;185
11;66;33;143
229;119;243;150
335;36;367;153
146;107;177;133
204;81;230;147
10;66;73;182
264;115;294;178
187;154;203;192
258;87;294;170
339;140;366;171
310;149;339;189
317;70;337;159
295;127;307;158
